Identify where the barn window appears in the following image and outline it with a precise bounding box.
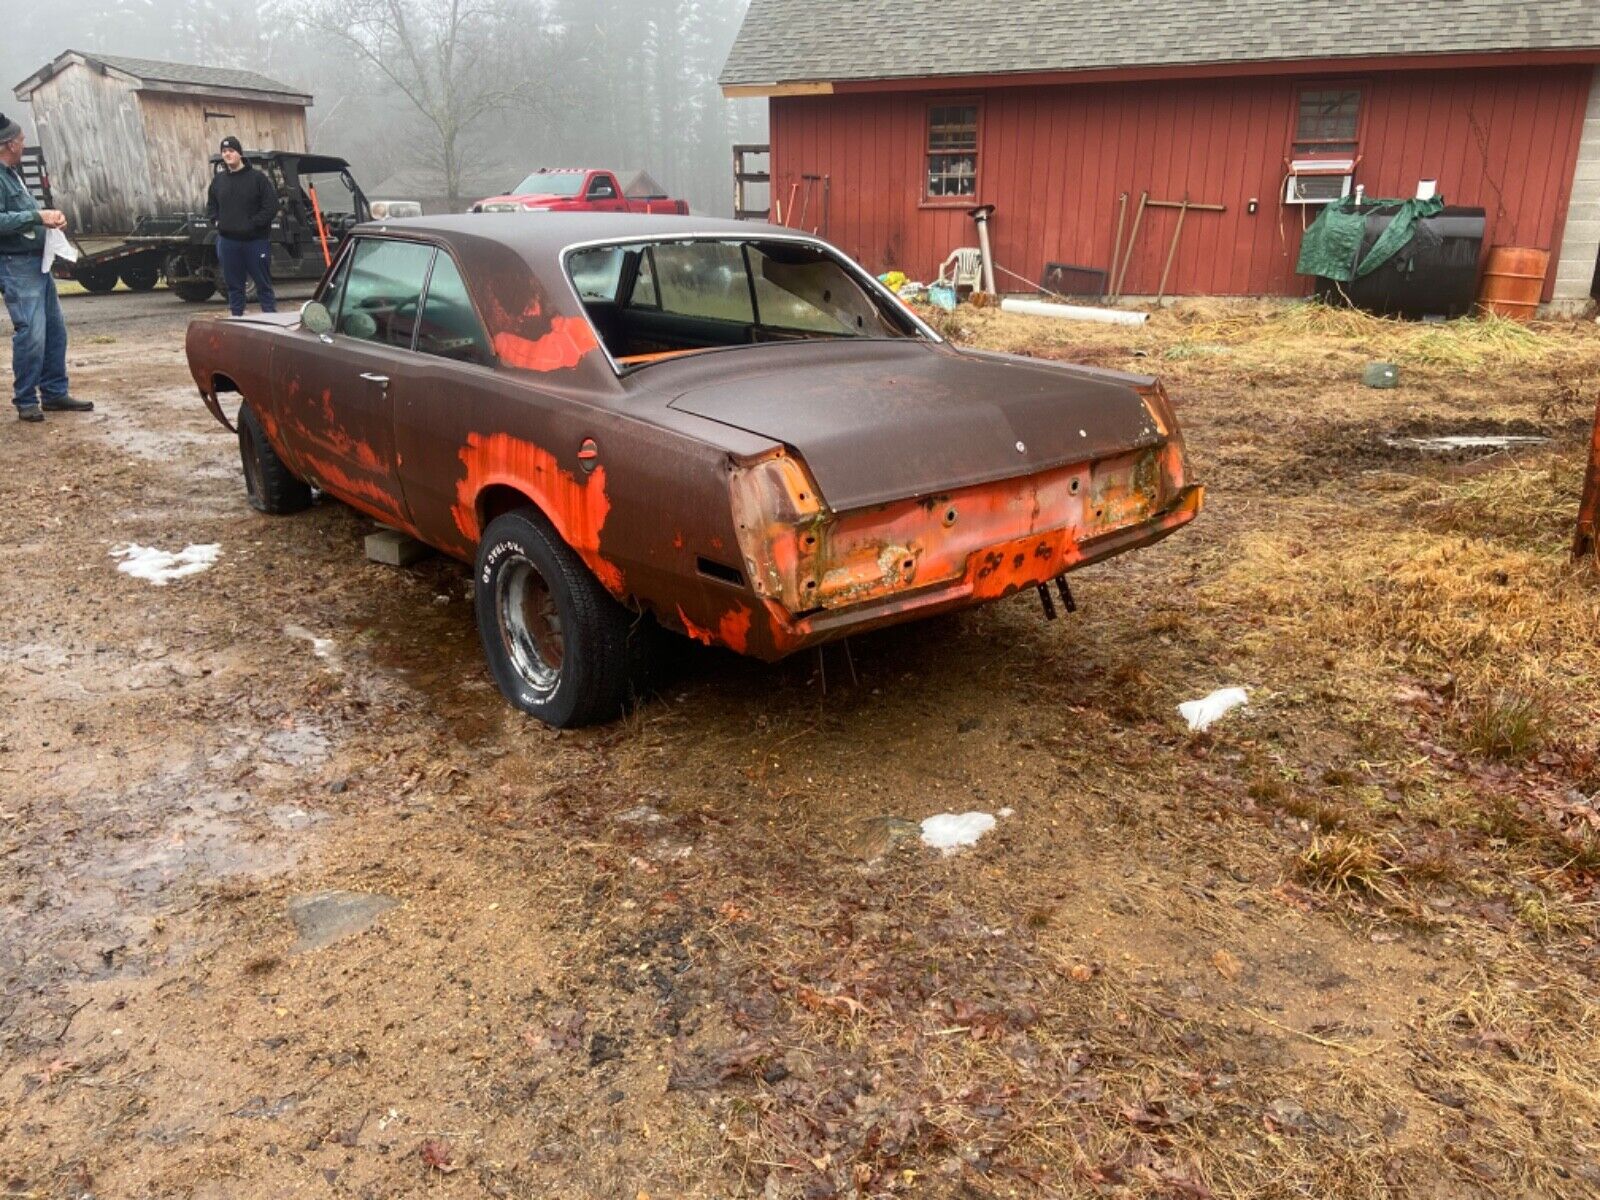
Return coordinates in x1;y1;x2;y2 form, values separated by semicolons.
1292;88;1361;157
926;103;979;201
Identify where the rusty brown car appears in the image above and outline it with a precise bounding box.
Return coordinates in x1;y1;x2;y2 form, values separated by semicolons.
186;214;1203;726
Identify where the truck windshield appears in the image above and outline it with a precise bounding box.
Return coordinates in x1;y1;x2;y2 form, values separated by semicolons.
301;170;361;221
566;238;924;371
513;172;587;197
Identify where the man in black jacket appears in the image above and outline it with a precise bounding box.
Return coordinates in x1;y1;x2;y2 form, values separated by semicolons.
205;137;279;316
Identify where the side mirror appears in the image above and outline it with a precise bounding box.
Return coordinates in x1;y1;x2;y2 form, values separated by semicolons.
301;299;333;334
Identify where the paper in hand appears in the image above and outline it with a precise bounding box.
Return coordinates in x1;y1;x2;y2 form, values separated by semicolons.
42;227;80;273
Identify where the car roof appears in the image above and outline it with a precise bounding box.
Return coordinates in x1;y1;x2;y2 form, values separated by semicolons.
337;213;833;390
361;211;799;256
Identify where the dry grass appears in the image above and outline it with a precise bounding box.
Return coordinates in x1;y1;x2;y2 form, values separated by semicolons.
1459;686;1554;760
16;295;1600;1200
1295;832;1398;897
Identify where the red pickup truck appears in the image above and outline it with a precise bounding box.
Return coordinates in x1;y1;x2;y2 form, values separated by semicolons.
470;168;688;215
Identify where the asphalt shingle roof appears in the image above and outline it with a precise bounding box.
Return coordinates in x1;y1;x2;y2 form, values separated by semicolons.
85;52;307;99
721;0;1600;86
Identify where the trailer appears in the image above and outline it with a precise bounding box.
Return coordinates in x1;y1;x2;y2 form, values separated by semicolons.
25;148;370;298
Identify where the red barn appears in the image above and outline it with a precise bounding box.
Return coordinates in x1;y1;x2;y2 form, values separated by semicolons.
721;1;1600;307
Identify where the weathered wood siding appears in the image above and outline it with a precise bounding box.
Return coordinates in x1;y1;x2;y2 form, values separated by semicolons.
28;65;154;235
26;61;309;235
771;64;1594;301
139;93;307;217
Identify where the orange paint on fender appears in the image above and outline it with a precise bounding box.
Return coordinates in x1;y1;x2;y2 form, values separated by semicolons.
716;606;753;653
453;432;624;594
676;604;753;653
494;316;598;372
677;607;716;646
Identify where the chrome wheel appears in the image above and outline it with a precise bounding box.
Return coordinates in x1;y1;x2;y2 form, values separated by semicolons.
497;553;564;698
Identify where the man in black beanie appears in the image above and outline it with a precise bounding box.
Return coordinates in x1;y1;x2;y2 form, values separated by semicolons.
205;136;279;316
0;113;92;422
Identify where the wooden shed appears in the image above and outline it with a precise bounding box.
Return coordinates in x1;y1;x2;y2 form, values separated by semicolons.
13;50;312;236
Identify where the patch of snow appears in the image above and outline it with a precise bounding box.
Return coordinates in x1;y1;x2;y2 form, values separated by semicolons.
616;805;663;824
1385;435;1550;453
1179;687;1250;732
997;806;1015;818
284;624;338;661
920;811;997;854
111;543;220;585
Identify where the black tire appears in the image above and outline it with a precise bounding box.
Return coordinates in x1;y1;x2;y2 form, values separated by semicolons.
238;402;312;515
172;279;216;303
76;266;118;294
475;507;640;727
119;264;159;292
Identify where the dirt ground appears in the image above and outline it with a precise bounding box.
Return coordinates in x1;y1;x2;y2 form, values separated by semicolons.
2;285;1599;1200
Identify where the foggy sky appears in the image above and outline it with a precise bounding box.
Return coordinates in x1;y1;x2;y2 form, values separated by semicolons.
2;0;767;217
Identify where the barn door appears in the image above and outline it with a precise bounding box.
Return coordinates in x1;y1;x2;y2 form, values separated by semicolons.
204;108;238;149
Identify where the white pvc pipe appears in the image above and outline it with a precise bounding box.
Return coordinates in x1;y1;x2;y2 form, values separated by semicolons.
1000;297;1148;326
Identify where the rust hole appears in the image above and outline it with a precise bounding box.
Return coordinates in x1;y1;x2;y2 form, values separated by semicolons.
1069;478;1081;495
902;558;914;572
942;507;957;526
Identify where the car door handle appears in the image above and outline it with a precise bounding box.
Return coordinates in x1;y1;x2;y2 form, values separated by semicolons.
359;372;389;386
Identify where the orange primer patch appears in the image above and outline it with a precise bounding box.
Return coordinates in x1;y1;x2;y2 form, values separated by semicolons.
453;432;623;594
716;605;753;654
676;604;753;653
299;451;408;528
494;316;599;372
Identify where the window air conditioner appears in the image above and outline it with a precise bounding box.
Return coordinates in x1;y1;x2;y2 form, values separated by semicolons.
1285;158;1356;205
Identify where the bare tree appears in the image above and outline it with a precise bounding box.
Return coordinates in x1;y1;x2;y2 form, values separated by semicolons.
282;0;556;206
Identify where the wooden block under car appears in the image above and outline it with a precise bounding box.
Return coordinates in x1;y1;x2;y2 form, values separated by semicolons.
365;528;434;567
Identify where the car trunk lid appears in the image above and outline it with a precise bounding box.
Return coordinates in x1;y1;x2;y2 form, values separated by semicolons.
664;341;1163;511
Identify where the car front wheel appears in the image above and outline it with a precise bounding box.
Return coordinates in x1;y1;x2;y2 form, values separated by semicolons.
475;507;637;727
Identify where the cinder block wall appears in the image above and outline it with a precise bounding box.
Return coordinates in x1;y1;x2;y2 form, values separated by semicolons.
1552;67;1600;305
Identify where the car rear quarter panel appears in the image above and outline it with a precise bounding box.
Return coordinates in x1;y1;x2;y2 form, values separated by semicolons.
393;361;778;638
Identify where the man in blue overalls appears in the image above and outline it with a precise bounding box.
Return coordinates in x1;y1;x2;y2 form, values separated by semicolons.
0;112;92;423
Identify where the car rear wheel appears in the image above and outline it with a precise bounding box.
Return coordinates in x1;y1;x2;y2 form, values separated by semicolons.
475;507;638;727
238;402;312;514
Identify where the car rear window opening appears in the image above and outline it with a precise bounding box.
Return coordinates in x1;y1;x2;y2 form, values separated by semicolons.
566;238;921;369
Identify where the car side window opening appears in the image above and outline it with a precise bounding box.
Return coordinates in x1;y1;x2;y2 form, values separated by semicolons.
654;242;754;323
567;238;919;368
570;247;625;302
337;239;436;349
415;251;492;365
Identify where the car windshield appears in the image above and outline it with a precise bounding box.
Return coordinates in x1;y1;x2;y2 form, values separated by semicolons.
513;172;587;197
566;238;923;370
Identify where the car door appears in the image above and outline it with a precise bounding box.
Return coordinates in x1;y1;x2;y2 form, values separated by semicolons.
269;236;437;531
389;247;505;553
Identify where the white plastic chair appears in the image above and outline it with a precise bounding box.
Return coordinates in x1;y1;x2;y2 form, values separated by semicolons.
936;247;983;290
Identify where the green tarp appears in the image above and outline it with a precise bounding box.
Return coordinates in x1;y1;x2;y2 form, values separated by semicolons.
1296;196;1446;282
